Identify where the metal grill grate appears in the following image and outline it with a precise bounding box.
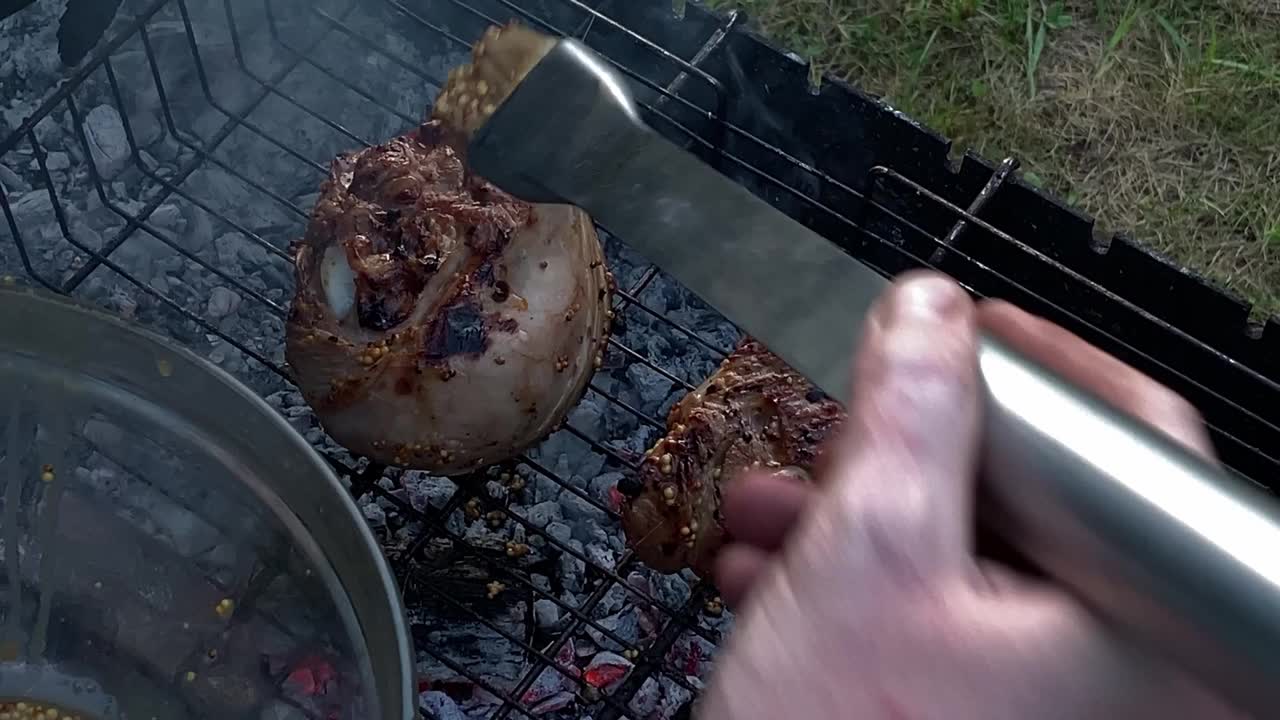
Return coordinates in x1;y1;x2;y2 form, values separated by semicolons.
2;0;1279;718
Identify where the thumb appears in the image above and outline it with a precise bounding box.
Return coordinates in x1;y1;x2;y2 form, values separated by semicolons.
789;272;983;586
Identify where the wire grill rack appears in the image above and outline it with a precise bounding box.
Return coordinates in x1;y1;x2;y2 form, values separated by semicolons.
2;0;1279;718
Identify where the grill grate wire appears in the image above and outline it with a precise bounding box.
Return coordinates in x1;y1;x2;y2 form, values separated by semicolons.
2;0;1278;718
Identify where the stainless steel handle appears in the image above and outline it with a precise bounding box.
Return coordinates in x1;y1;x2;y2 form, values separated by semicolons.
980;335;1280;715
468;37;1280;716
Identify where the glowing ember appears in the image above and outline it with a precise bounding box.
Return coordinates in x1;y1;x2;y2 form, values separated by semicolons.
519;639;580;708
583;651;633;690
608;484;625;512
284;655;338;697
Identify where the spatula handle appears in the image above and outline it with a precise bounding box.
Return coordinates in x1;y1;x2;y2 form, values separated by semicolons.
979;333;1280;715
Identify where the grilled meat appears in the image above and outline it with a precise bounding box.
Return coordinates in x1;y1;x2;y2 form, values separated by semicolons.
618;338;846;577
284;118;612;474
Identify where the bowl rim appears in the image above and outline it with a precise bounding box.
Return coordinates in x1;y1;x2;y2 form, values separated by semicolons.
0;279;417;720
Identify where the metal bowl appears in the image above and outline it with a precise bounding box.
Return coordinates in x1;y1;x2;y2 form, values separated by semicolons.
0;281;414;720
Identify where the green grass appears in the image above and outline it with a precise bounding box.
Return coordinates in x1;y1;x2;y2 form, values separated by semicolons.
705;0;1280;322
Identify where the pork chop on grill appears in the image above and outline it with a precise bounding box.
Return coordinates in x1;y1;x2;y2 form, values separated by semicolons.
284;115;613;475
618;338;847;577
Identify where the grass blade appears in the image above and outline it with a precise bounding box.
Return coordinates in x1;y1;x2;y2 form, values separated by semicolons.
1107;3;1139;53
1154;12;1190;59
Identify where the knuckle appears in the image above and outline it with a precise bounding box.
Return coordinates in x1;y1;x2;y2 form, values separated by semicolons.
1134;376;1205;430
1145;387;1215;457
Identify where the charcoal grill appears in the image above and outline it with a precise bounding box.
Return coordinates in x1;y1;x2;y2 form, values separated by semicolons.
2;0;1278;718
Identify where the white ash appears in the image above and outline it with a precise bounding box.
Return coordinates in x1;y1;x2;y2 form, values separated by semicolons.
576;452;609;487
362;492;398;526
580;521;617;555
419;691;468;720
83;104;130;179
460;690;504;719
628;676;662;718
207;285;242;318
585;608;641;652
624;674;700;720
544;521;573;547
559;539;587;594
531;690;575;715
6;189;55;237
361;501;386;529
0;0;64;104
585;650;634;692
534;598;562;630
594;578;640;619
520;665;576;712
590;471;627;504
559;491;610;538
42;151;70;171
404;472;458;513
0;163;26;191
462;519;509;548
585;543;617;572
567;395;607;440
652;573;693;610
656;675;697;720
524;500;563;530
534;468;567;504
411;603;526;689
484;480;508;503
666;632;718;680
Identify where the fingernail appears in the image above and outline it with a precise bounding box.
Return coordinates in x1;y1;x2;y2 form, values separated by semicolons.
883;275;966;327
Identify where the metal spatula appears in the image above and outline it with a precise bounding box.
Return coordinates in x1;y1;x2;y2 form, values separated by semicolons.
464;35;1280;717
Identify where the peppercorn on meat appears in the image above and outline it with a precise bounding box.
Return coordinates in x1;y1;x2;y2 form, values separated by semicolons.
618;338;846;577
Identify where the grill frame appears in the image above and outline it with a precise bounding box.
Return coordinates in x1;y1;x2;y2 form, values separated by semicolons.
1;0;1278;718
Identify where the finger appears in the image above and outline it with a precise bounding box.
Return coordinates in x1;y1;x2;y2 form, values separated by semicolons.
715;544;772;608
724;471;815;552
816;271;982;574
977;300;1214;458
975;557;1045;594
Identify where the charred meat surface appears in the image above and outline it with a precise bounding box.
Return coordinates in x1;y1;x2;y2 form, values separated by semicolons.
285;116;612;475
618;338;846;577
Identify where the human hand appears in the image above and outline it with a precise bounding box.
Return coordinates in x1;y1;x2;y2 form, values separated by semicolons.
697;271;1244;720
